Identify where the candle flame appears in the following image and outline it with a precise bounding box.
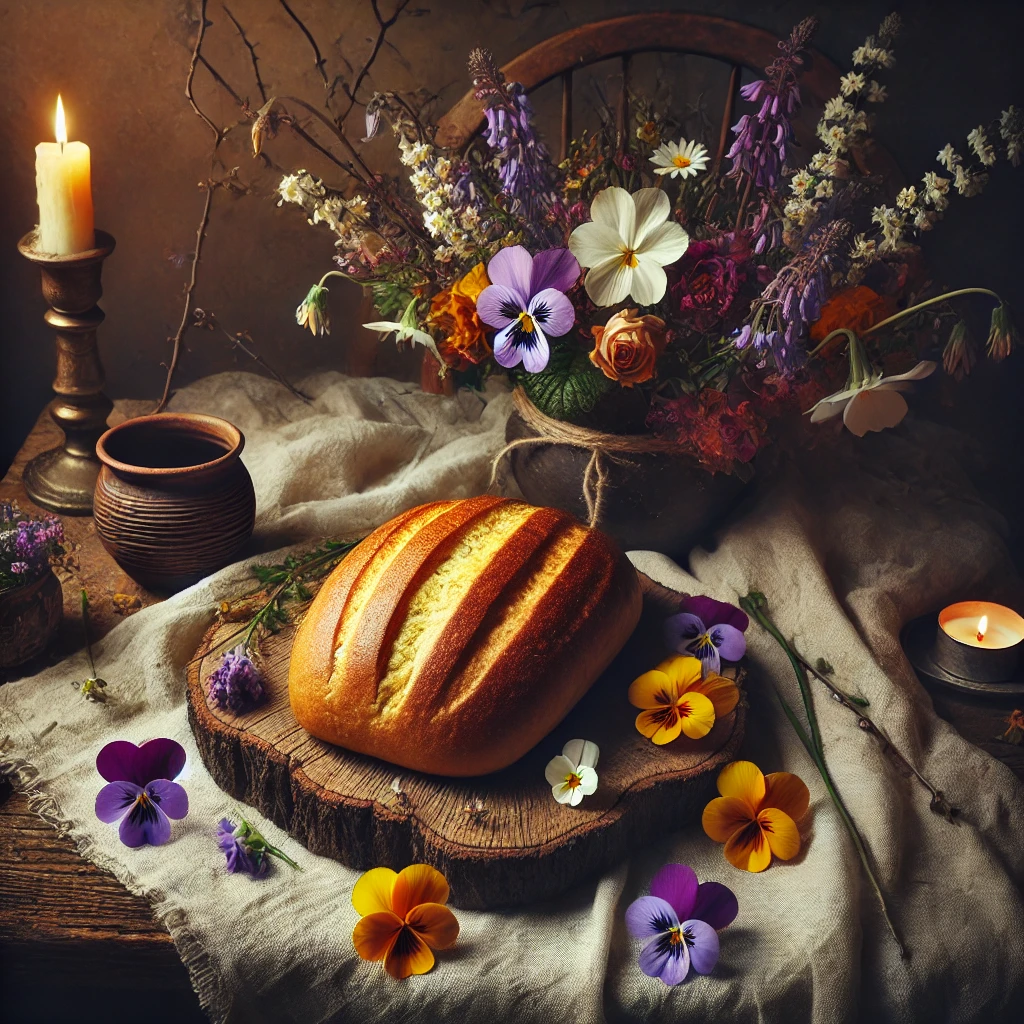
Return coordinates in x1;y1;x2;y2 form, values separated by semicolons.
55;94;67;145
977;614;989;643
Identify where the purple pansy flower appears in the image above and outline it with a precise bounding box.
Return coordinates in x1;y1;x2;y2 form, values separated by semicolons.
625;864;738;986
94;738;189;848
665;596;749;674
475;245;580;372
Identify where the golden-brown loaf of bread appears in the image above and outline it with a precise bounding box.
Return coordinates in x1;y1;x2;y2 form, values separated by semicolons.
288;496;641;776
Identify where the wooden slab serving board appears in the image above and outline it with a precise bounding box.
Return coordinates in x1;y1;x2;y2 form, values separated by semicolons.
187;572;746;909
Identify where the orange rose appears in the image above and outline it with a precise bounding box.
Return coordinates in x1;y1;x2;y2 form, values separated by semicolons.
809;285;896;345
428;263;492;368
589;308;670;387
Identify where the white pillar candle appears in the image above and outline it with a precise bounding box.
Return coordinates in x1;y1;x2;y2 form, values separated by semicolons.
35;95;94;255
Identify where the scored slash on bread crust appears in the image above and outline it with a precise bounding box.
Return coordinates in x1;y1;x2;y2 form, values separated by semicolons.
288;498;642;777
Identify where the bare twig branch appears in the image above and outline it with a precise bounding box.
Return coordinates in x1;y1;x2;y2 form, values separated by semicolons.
197;53;244;107
337;0;412;125
278;0;330;92
186;0;222;140
223;4;268;103
156;180;215;412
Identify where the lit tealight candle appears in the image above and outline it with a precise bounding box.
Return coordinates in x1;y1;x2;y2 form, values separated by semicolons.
35;95;95;255
935;600;1024;682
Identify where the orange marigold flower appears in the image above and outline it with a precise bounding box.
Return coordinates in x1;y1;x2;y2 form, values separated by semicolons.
628;655;740;745
809;285;896;345
351;864;460;979
702;761;810;872
428;263;492;369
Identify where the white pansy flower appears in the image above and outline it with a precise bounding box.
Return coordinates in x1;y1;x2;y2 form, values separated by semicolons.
544;739;599;808
810;361;936;437
568;187;690;307
896;186;918;210
650;138;710;180
866;80;887;103
840;72;866;96
967;126;996;166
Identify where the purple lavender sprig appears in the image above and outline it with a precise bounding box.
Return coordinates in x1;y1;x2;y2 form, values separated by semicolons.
468;48;558;230
207;645;265;713
736;219;851;374
727;18;817;195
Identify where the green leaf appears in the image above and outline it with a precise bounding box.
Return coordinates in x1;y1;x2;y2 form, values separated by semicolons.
519;347;613;423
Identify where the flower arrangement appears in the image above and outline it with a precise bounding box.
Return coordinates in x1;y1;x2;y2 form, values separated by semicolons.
279;14;1019;475
0;500;64;593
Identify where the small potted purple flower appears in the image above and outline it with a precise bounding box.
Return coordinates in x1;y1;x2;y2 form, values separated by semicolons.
0;500;65;668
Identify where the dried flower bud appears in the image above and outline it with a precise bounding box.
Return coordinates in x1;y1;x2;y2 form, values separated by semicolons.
942;320;973;380
987;301;1017;362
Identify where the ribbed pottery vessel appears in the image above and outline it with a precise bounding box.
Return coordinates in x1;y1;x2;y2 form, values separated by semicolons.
94;413;256;593
0;570;63;669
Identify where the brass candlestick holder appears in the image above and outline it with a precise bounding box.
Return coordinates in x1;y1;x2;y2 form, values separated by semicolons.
18;229;115;515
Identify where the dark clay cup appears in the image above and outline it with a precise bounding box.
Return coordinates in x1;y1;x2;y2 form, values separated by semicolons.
505;409;750;557
94;413;256;593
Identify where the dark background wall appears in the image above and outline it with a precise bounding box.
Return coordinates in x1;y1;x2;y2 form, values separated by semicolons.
1;0;1022;476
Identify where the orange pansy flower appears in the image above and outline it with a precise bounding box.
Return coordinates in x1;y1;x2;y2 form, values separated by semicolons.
628;655;740;745
702;761;810;872
351;863;460;979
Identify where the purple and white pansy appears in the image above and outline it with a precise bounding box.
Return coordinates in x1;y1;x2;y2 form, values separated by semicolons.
625;863;738;986
94;738;189;848
475;245;580;372
665;595;749;674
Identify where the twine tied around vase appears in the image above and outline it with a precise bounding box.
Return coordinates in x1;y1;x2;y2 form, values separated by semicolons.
489;389;684;528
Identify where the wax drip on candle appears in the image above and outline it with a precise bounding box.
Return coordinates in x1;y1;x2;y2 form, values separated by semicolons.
977;615;988;643
55;94;66;152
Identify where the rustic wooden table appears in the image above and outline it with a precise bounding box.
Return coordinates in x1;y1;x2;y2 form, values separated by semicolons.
2;413;1023;1024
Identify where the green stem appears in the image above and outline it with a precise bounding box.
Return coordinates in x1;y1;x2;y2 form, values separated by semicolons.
807;288;1004;359
80;589;97;678
317;269;350;289
740;594;907;958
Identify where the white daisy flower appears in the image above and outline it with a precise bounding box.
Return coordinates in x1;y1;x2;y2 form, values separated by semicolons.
434;157;453;181
650;138;710;180
784;199;815;226
568;186;690;307
544;739;599;807
815;179;834;199
840;72;866;96
896;186;918;210
825;124;848;150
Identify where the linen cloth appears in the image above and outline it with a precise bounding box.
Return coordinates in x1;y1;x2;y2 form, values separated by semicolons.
2;370;1022;1024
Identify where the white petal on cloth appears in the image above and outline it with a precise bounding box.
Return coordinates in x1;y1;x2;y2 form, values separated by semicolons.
842;388;909;436
589;186;636;243
568;220;626;270
486;244;534;306
581;255;634;307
